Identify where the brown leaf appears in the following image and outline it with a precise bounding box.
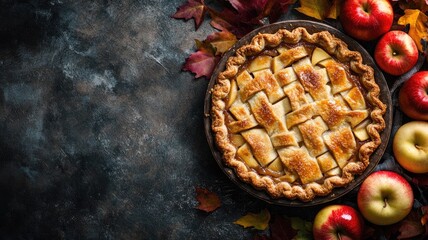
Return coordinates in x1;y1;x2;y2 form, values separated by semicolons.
398;9;428;52
398;0;428;14
234;208;271;230
195;187;221;212
397;220;425;239
172;0;207;30
325;0;342;19
421;206;428;225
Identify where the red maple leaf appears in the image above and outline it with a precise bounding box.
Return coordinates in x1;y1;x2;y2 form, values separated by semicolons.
195;187;221;212
172;0;207;30
269;214;298;240
208;7;255;38
182;34;222;79
412;174;428;187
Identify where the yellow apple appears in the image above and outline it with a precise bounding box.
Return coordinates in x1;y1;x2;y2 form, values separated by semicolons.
311;47;332;66
392;121;428;173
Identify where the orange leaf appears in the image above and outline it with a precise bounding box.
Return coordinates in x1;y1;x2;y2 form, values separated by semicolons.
195;187;221;212
295;0;339;20
234;208;271;230
398;9;428;52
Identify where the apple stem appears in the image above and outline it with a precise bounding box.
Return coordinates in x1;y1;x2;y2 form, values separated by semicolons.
383;198;388;208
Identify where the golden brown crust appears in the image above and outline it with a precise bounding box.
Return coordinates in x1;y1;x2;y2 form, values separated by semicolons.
211;27;386;202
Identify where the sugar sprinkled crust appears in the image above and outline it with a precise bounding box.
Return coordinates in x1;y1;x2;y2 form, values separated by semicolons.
211;27;386;202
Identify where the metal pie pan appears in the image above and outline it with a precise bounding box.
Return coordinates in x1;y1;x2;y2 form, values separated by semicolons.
204;20;392;207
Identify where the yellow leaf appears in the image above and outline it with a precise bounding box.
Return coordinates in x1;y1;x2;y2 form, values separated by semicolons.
398;9;428;52
206;31;237;56
234;208;271;230
295;0;332;20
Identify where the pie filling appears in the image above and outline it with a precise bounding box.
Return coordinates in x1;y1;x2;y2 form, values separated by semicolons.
211;27;386;201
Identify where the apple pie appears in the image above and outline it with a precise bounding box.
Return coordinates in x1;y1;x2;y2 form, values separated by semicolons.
210;27;387;202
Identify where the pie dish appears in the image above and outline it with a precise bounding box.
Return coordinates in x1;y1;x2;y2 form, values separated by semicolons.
205;21;391;204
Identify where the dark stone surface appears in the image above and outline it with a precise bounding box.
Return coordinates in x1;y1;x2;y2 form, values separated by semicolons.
0;1;426;239
0;0;265;239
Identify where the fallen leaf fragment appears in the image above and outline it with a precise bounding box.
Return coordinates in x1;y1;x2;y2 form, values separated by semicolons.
195;187;221;212
234;208;271;230
421;206;428;226
398;9;428;52
295;0;332;20
397;220;425;239
269;214;298;240
172;0;207;30
325;0;342;19
412;174;428;187
205;31;237;55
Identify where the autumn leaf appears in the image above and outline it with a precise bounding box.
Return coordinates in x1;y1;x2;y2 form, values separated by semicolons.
295;0;340;20
269;214;298;240
208;7;255;38
325;0;342;19
195;187;221;212
397;0;428;14
397;220;425;239
265;0;298;23
172;0;207;30
396;209;426;239
398;9;428;52
234;208;271;230
421;206;428;225
289;217;313;239
412;174;428;187
205;31;237;55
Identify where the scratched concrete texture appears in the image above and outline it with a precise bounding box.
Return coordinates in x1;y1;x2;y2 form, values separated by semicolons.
0;0;265;239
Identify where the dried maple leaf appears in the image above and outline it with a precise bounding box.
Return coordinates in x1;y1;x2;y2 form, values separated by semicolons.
412;174;428;187
194;187;221;212
208;7;255;38
265;0;298;23
325;0;342;19
295;0;340;20
397;220;425;239
397;209;426;239
396;0;428;14
227;0;267;25
398;9;428;52
234;208;271;230
421;206;428;225
172;0;207;30
269;214;298;240
205;31;237;55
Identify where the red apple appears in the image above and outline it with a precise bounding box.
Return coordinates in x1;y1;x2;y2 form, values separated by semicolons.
393;121;428;173
357;171;414;226
340;0;393;41
399;71;428;120
374;31;418;76
313;205;364;240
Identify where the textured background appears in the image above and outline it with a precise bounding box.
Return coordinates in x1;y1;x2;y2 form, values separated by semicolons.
0;0;270;238
0;0;426;239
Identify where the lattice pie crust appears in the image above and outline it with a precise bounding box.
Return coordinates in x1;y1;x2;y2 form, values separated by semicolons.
211;27;386;202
